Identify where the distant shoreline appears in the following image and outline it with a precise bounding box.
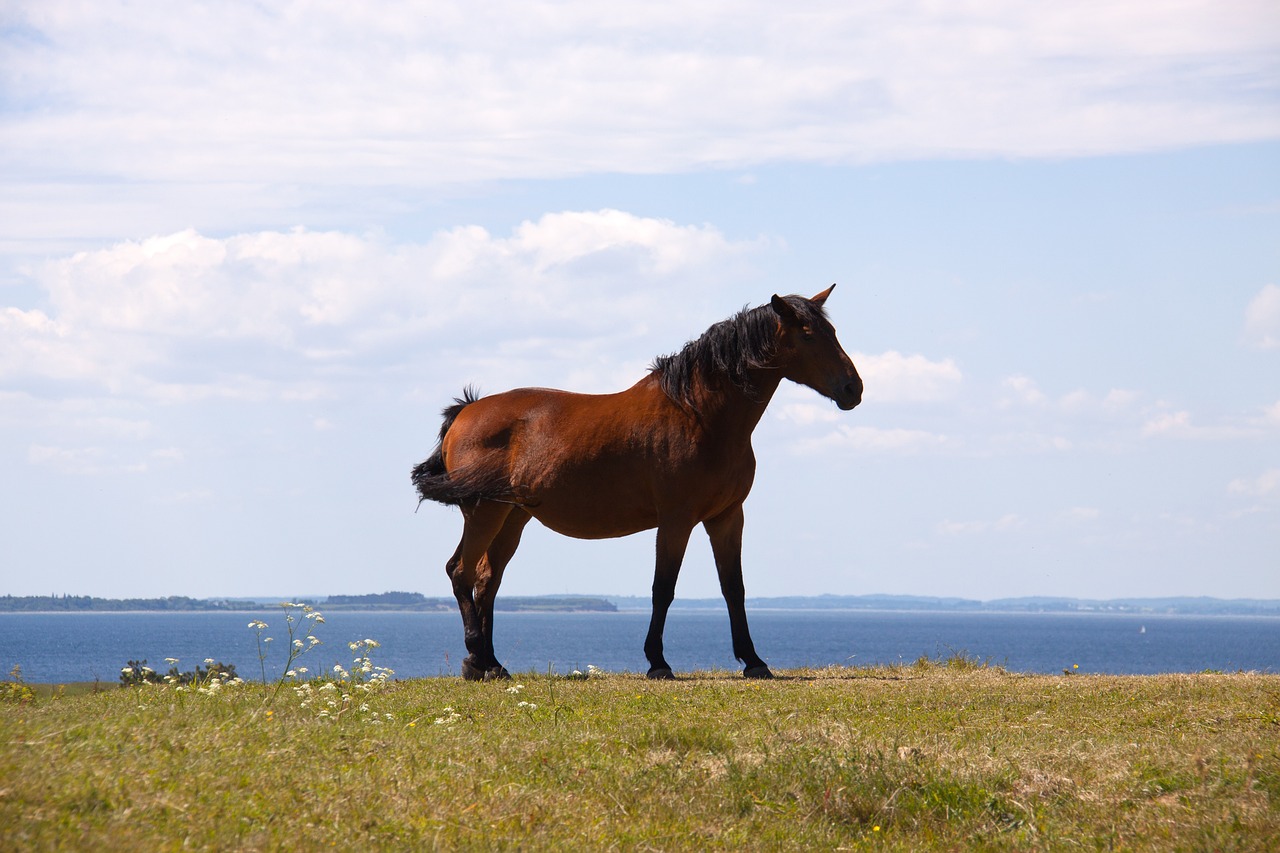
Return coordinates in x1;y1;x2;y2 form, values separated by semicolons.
2;593;1278;617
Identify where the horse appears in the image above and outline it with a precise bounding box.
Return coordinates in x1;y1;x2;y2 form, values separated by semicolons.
411;285;862;680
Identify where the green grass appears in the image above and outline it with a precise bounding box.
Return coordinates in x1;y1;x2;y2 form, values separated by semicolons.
3;661;1278;851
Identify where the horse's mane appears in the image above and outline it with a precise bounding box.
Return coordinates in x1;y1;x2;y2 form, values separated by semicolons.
650;295;826;411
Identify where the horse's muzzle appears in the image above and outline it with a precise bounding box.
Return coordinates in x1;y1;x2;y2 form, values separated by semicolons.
835;377;863;410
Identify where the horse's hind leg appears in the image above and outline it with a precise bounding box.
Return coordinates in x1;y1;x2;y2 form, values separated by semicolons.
447;501;514;681
473;509;531;680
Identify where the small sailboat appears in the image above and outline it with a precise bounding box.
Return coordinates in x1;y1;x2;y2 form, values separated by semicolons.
1139;625;1146;634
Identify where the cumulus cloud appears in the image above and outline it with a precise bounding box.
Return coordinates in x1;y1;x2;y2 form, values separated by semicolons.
1229;468;1280;497
1000;375;1048;407
937;513;1023;535
1140;409;1259;441
853;351;963;403
1243;284;1280;350
795;425;952;455
4;213;762;400
4;2;1278;243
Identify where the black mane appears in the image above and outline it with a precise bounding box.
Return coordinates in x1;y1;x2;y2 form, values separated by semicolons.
650;295;826;411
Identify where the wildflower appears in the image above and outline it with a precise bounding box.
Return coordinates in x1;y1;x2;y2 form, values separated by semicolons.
308;636;321;646
505;683;524;694
293;639;304;649
204;658;215;665
587;665;602;675
121;667;133;675
286;670;297;678
165;657;179;665
517;701;537;710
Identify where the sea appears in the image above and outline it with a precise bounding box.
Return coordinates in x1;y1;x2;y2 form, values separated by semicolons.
3;609;1279;684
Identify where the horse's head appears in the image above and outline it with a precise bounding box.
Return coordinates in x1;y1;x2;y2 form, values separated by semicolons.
770;285;862;410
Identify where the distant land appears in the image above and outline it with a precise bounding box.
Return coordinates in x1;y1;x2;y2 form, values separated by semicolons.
2;592;1279;616
0;592;617;613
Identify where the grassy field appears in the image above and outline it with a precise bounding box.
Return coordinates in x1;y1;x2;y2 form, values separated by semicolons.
2;660;1277;851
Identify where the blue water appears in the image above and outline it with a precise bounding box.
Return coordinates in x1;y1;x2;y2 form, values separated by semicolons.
2;609;1278;683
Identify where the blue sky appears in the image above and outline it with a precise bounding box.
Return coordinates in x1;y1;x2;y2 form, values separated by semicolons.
2;1;1277;601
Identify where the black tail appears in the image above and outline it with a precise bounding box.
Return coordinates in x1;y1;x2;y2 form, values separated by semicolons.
411;387;511;508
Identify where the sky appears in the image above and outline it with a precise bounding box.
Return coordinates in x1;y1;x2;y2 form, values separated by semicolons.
1;1;1278;603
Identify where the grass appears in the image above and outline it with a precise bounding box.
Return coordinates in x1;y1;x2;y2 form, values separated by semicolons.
2;660;1278;851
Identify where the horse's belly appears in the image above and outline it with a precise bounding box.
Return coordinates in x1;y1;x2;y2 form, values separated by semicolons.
527;501;659;540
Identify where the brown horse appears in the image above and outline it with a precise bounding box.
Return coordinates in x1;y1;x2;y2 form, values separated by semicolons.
412;286;862;680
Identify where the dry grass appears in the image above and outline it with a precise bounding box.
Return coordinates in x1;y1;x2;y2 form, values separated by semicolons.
2;661;1278;850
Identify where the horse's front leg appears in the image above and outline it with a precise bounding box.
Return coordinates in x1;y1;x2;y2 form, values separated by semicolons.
704;504;772;679
643;523;694;679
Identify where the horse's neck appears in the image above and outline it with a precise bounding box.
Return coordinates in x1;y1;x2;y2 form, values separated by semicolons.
691;367;783;448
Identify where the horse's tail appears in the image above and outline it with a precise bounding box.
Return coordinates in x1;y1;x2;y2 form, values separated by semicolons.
411;387;511;508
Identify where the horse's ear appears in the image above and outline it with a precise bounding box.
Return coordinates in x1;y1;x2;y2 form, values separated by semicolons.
771;294;800;324
810;283;836;306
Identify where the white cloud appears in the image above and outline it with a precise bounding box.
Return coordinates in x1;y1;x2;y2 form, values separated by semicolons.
1000;375;1048;407
4;2;1278;244
1243;284;1280;350
6;213;759;400
937;513;1022;535
1229;469;1280;498
854;351;963;403
774;402;841;427
1140;409;1258;441
796;424;952;455
27;444;146;476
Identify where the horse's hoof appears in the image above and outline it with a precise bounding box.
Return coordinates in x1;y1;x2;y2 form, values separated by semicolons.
461;659;485;682
647;667;675;680
483;666;511;682
744;665;774;679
